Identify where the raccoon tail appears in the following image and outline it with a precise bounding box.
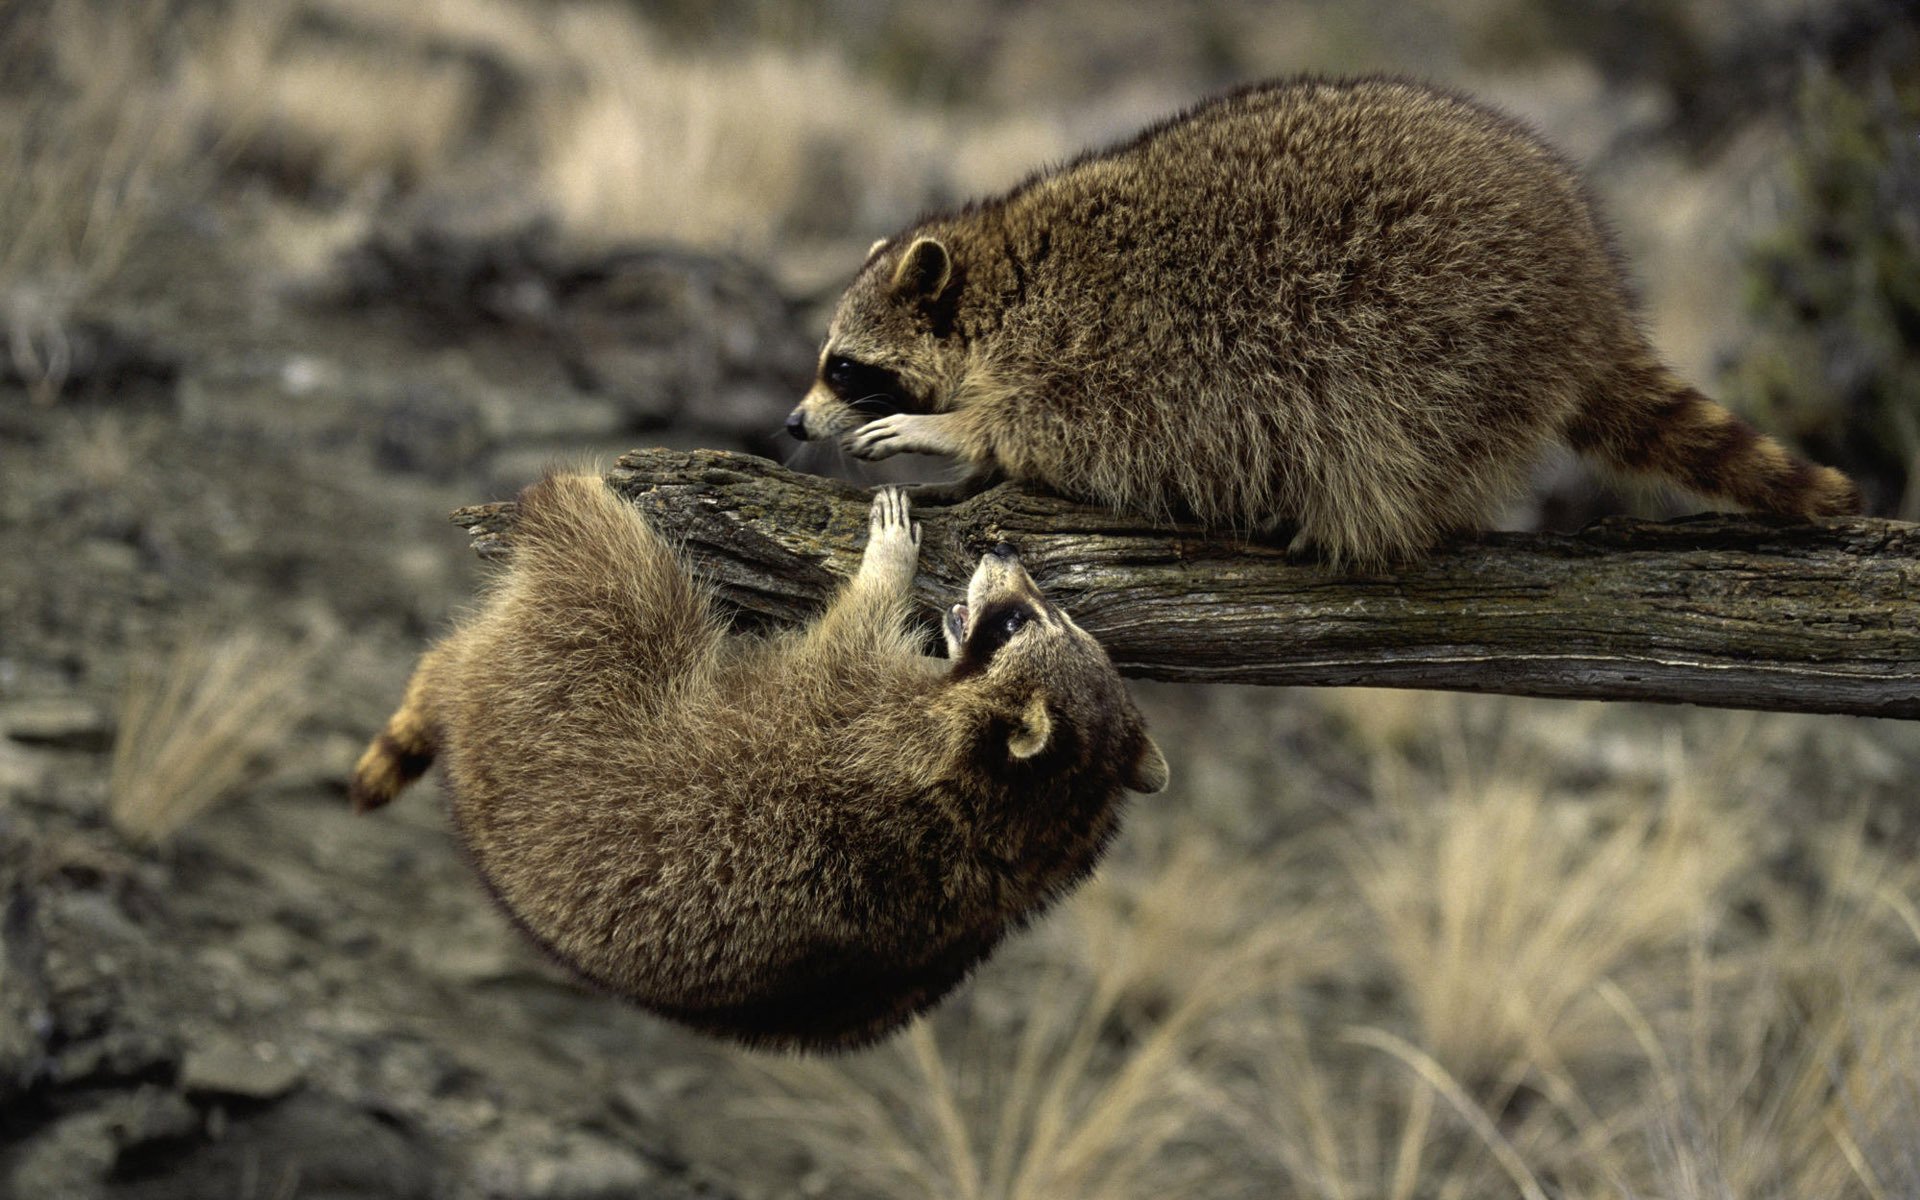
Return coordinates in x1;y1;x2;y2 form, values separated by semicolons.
506;472;722;685
348;651;442;814
1568;360;1862;519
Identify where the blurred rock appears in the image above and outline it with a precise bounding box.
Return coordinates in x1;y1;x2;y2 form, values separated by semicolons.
179;1036;304;1101
0;315;179;405
469;1124;665;1200
114;1093;439;1200
0;739;52;795
411;928;526;985
371;383;497;481
323;224;813;453
0;889;53;1106
5;1086;198;1200
2;697;114;752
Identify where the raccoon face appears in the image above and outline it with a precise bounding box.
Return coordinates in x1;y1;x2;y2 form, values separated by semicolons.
945;544;1168;795
787;237;966;442
944;542;1052;669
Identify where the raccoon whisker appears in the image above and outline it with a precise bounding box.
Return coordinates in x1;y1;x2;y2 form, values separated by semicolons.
778;436;815;472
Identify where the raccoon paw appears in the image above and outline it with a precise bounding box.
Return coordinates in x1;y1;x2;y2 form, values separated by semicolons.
846;413;960;462
860;487;921;590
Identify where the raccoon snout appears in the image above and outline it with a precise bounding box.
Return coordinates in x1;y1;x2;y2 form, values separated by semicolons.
785;410;811;441
989;542;1019;561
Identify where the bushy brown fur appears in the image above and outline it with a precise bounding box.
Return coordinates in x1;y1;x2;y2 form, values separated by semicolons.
349;477;1167;1050
789;76;1861;565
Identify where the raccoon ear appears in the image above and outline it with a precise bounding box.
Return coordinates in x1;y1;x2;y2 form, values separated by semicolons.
1006;692;1053;760
1126;737;1170;794
866;237;889;260
891;237;951;300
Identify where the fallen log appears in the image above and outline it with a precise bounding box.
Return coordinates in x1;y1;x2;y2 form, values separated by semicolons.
452;448;1920;720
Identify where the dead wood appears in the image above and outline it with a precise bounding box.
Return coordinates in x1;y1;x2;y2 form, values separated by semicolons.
451;449;1920;720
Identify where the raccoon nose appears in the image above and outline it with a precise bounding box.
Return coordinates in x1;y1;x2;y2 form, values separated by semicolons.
989;542;1018;561
785;410;810;441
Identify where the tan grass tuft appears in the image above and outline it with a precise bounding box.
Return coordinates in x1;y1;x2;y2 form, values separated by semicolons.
109;629;316;847
1209;1005;1638;1199
1348;726;1751;1094
309;0;559;75
533;8;932;252
528;4;1080;254
180;1;478;195
1632;826;1920;1200
734;846;1328;1200
0;0;191;400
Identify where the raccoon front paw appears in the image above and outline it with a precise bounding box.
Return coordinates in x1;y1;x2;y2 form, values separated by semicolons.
846;413;959;462
860;487;921;590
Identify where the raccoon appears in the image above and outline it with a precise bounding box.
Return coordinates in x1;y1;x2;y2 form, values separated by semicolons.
787;76;1861;564
349;478;1167;1050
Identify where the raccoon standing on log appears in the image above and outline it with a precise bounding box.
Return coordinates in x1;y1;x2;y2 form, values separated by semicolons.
786;76;1861;565
349;478;1167;1050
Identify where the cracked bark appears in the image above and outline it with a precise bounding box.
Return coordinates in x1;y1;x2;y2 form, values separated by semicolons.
452;449;1920;720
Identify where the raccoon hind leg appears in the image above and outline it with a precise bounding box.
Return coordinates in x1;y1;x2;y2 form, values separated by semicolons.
349;646;447;813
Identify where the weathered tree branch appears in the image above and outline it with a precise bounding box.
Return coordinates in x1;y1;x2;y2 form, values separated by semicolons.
453;449;1920;720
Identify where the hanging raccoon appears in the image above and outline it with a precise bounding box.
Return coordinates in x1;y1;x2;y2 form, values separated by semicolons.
786;76;1861;565
350;479;1167;1050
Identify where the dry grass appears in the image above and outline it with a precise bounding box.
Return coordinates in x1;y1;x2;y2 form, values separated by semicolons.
1348;724;1750;1093
11;0;1084;272
727;694;1920;1200
109;629;316;847
0;0;191;400
533;10;863;250
1631;826;1920;1199
736;845;1336;1200
1209;1009;1575;1200
179;0;480;195
161;0;1078;255
530;5;1070;253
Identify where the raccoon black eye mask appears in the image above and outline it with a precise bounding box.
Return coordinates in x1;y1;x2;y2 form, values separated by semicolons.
825;354;907;416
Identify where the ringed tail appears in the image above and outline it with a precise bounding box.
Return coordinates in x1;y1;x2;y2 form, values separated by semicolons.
1571;362;1862;520
348;659;439;813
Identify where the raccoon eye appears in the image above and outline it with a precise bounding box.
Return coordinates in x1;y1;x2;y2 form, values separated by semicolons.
824;354;904;416
961;603;1032;667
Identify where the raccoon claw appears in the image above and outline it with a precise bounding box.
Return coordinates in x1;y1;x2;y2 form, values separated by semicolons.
847;413;959;462
868;486;919;545
847;417;906;461
861;487;920;590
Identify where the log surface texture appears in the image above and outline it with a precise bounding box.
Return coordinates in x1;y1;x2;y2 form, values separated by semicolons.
451;449;1920;720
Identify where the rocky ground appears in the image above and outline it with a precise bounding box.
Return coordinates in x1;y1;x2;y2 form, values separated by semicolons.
0;197;868;1198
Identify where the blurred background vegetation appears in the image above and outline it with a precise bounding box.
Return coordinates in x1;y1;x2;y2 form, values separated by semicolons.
1;1;1916;1197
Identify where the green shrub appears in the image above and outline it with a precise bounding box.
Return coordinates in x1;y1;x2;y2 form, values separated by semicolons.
1727;61;1920;516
